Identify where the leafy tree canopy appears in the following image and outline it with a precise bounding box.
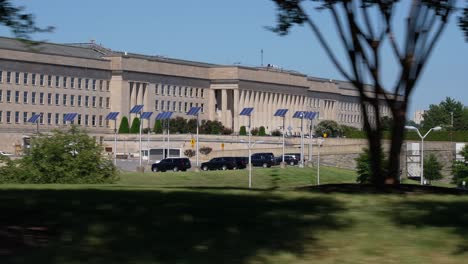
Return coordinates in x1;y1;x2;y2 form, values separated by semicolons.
422;97;467;130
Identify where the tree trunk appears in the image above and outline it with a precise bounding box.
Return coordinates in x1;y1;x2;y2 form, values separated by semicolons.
366;128;384;186
387;105;407;185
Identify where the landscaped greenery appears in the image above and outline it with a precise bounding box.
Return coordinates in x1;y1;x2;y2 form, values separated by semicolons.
1;167;467;264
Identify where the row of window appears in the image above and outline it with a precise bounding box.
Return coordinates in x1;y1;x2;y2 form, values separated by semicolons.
0;89;110;108
340;114;362;124
0;111;110;127
155;84;205;98
0;70;110;91
155;100;204;113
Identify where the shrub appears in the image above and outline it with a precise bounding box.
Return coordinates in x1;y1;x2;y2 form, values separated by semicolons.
259;126;266;136
199;146;213;155
355;148;387;184
315;120;342;137
251;127;259;136
222;128;233;135
424;153;443;184
153;120;163;133
271;129;282;136
142;128;151;134
452;145;468;186
130;117;141;133
118;116;130;134
0;126;119;184
184;149;196;158
239;126;247;136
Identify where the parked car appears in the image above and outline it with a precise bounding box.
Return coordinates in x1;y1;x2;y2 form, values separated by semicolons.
251;152;275;168
151;157;191;172
233;157;248;169
200;157;239;171
0;151;13;156
275;154;299;166
285;153;303;162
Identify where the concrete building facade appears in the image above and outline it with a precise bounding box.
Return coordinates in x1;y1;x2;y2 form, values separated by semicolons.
0;37;391;136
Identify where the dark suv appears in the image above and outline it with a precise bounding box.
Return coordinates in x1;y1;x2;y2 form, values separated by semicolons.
152;158;191;172
201;157;239;171
251;153;275;168
275;154;299;166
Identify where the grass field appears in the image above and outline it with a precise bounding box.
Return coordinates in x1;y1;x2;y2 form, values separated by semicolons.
1;166;467;263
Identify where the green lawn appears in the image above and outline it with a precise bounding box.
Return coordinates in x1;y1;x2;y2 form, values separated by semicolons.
1;167;467;263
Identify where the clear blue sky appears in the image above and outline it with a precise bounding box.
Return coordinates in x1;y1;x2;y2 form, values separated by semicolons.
2;0;467;117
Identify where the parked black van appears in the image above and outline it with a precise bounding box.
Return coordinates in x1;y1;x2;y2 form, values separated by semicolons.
251;153;275;168
151;158;191;172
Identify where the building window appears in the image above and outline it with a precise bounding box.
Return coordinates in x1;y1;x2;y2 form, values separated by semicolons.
70;95;75;106
190;88;193;97
85;79;89;90
14;111;20;123
178;101;182;112
32;73;36;86
6;111;11;123
47;113;52;125
39;92;44;104
92;96;96;107
0;71;2;82
23;112;28;123
15;72;20;84
201;103;204;113
14;91;19;103
63;94;67;106
55;113;59;125
155;100;159;110
78;95;82;106
23;91;28;104
6;90;11;102
155;84;160;95
201;89;204;98
106;97;110;108
167;101;171;111
85;115;89;126
23;73;28;85
99;97;103;108
55;94;60;105
62;114;66;125
99;115;103;126
0;111;2;123
85;96;89;107
99;80;103;91
63;77;67;88
184;87;188;97
92;115;96;126
195;88;199;97
77;114;82;125
169;86;173;96
40;74;45;86
47;75;52;87
6;71;11;83
161;100;165;110
179;86;183;97
172;101;176;111
55;76;60;87
184;102;188;112
47;93;52;105
71;77;75;88
78;78;82;89
106;81;110;91
0;89;2;102
161;84;165;96
92;79;96;90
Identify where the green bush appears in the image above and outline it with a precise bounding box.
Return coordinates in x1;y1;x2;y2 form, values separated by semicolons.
355;148;387;184
118;116;130;134
424;153;443;184
452;145;468;186
259;126;266;136
271;129;282;136
130;117;141;134
153;120;163;134
0;126;118;184
239;126;247;136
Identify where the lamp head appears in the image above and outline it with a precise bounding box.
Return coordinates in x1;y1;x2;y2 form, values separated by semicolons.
432;126;442;131
405;125;417;130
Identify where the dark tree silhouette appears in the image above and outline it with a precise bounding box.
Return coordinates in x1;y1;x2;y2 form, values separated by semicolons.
271;0;458;185
0;0;53;40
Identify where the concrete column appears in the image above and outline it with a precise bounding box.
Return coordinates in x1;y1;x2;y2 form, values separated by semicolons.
233;89;239;131
208;89;216;120
221;89;228;125
258;92;265;128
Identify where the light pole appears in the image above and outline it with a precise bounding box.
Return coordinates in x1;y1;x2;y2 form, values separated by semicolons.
274;109;288;166
240;107;255;188
405;125;442;185
300;112;305;168
186;107;202;167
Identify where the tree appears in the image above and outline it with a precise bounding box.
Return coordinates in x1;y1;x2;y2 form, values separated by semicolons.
271;0;458;185
0;1;53;40
0;126;118;183
315;120;341;137
355;148;387;184
239;126;247;136
199;146;213;155
380;116;393;131
452;144;468;186
184;149;196;158
251;127;259;136
422;97;466;131
271;129;282;136
153;119;163;133
118;116;130;134
130;117;141;134
259;126;267;136
423;153;443;184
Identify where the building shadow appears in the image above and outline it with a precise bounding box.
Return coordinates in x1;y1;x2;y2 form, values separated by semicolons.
0;188;350;263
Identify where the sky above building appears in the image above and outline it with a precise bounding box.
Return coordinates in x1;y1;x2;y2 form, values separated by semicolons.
2;0;467;117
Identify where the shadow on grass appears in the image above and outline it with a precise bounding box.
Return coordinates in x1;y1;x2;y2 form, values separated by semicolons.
387;200;468;254
1;189;349;264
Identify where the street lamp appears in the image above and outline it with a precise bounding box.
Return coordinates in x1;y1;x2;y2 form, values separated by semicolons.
405;125;442;185
240;107;255;188
240;139;264;188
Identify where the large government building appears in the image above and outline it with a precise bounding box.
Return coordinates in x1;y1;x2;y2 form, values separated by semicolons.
0;37;391;136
